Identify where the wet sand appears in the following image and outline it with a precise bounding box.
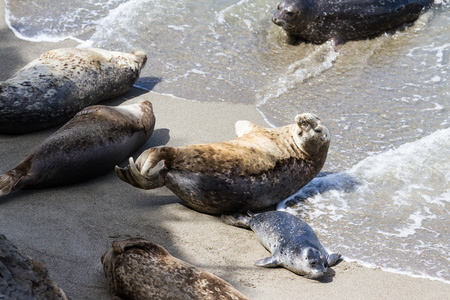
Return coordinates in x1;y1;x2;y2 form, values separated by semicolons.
1;2;449;299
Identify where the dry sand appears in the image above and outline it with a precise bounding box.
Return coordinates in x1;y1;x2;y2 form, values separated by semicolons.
1;2;449;299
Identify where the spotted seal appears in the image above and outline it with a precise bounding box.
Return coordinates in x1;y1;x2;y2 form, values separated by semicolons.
115;113;330;214
222;211;341;279
101;238;250;300
0;47;147;134
272;0;434;44
0;101;155;197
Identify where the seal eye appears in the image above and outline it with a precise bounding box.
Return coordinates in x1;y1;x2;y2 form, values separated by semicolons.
286;11;294;17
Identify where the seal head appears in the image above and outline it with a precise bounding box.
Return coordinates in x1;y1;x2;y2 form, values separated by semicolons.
116;113;330;214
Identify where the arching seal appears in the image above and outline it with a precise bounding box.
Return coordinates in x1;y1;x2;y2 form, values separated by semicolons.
272;0;434;44
0;47;147;134
0;234;68;300
101;238;250;300
115;113;330;214
0;101;155;197
222;211;341;279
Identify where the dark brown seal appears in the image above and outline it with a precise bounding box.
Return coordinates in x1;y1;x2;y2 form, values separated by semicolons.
101;238;250;300
0;48;147;134
272;0;434;44
0;234;68;300
0;101;155;197
115;113;330;214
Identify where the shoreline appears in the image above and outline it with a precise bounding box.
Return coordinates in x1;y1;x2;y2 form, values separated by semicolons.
1;2;449;299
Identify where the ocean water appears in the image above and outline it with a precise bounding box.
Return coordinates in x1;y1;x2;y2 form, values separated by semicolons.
4;0;449;283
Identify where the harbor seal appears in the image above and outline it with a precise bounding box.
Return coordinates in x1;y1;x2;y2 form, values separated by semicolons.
101;238;250;300
115;113;330;214
0;47;147;134
0;234;68;300
272;0;434;44
222;211;341;279
0;101;155;197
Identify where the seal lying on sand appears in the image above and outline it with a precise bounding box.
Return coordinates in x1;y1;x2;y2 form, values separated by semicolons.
0;47;147;134
222;211;341;279
101;238;250;300
272;0;434;44
0;101;155;197
0;234;68;300
116;113;330;214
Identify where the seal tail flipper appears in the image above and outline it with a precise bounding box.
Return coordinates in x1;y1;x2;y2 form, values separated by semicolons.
115;158;166;190
254;256;281;268
221;213;252;229
327;253;342;267
0;171;19;197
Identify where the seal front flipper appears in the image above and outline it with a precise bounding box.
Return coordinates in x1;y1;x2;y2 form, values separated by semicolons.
327;253;342;267
254;255;281;268
221;213;252;229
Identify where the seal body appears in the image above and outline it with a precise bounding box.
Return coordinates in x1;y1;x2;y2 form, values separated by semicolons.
115;113;330;214
272;0;433;44
222;211;341;278
0;101;155;197
0;234;68;300
101;238;250;300
0;48;147;134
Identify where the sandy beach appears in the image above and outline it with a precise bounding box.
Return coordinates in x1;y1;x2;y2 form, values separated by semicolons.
1;2;449;299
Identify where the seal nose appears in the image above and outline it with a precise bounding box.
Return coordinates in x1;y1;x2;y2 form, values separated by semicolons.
272;15;281;25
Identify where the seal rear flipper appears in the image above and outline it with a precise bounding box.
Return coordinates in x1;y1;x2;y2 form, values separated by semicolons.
327;253;342;267
221;213;251;229
254;255;281;268
115;158;167;190
0;171;26;197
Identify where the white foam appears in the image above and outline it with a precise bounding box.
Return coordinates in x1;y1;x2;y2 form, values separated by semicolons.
278;128;450;282
256;42;337;105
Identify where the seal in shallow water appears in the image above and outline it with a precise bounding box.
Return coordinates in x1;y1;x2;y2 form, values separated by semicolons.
0;47;147;134
272;0;434;44
0;101;155;197
222;211;341;279
115;113;330;214
101;238;250;300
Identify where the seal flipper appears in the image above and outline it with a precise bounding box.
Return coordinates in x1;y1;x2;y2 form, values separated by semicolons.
327;253;342;267
115;158;167;190
254;255;281;268
221;213;252;229
0;173;15;197
0;170;27;197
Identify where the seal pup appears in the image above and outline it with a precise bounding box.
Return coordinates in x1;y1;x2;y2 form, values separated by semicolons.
0;234;68;300
0;47;147;134
101;238;250;300
272;0;434;44
222;211;341;279
0;101;155;197
115;113;330;214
